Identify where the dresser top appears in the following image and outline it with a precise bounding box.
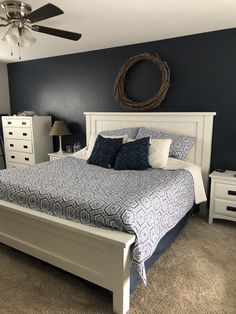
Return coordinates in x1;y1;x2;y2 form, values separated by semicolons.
2;116;50;119
210;170;236;182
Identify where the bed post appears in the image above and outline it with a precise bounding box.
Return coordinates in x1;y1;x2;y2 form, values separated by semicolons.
108;245;132;314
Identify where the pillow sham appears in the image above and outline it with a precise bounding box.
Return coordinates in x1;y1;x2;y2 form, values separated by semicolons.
100;127;139;139
114;137;150;170
136;127;196;161
86;134;128;160
87;135;123;168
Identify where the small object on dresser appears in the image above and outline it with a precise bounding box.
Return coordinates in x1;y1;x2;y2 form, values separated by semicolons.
215;168;225;173
17;111;36;116
66;145;73;153
73;142;81;152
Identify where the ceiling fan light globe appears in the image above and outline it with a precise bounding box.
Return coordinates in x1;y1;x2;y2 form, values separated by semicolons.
2;25;19;45
19;27;36;47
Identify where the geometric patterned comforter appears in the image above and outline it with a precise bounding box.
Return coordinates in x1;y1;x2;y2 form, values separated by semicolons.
0;157;194;284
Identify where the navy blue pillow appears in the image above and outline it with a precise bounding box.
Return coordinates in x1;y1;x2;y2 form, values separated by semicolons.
87;135;123;168
114;137;150;170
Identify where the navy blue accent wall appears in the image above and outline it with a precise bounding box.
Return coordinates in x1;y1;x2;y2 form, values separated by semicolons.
7;28;236;170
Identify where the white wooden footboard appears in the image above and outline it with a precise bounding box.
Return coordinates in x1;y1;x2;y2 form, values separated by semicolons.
0;200;135;314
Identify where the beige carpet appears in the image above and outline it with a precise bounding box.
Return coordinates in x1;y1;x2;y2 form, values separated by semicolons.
0;216;235;314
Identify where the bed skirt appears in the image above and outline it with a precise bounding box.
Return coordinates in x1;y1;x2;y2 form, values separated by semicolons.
130;206;196;292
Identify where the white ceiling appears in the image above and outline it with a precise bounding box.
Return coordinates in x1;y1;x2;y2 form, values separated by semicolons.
0;0;235;63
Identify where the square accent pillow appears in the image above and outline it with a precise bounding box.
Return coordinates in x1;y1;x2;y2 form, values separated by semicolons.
87;135;123;168
86;134;128;160
149;139;172;169
114;137;150;170
136;127;196;161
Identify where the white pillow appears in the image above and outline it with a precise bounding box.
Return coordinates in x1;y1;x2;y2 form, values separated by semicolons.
86;134;128;160
149;139;172;169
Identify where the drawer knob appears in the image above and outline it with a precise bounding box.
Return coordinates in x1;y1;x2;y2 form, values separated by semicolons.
9;132;13;135
11;155;15;159
228;190;236;196
25;157;29;161
23;145;28;149
227;206;236;212
10;144;14;147
7;121;11;125
22;122;26;125
23;133;27;136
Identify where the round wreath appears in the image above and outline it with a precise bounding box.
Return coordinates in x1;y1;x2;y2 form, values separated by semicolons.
113;52;170;111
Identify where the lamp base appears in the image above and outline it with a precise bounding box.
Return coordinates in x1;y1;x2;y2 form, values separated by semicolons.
57;135;64;153
57;148;64;154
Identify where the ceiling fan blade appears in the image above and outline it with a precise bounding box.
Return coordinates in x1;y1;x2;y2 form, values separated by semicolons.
24;3;63;23
32;25;82;41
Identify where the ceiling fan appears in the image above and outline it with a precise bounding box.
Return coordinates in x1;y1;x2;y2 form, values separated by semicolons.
0;1;81;58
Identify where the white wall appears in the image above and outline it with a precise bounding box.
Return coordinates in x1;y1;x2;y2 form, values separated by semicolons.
0;62;10;114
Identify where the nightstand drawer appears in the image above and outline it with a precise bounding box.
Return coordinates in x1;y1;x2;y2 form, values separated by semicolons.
5;127;32;140
215;182;236;201
48;152;73;161
5;139;33;153
214;199;236;218
6;152;34;165
50;156;62;161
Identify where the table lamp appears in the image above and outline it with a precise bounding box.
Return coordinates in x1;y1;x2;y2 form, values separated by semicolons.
49;121;71;153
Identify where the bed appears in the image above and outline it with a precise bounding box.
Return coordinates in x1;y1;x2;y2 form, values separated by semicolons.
0;112;216;314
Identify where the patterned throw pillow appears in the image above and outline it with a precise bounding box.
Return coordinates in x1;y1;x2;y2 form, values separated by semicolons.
136;127;196;161
100;127;139;139
114;137;150;170
87;135;123;168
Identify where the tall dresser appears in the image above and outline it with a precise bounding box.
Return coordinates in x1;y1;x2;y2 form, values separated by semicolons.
2;116;53;169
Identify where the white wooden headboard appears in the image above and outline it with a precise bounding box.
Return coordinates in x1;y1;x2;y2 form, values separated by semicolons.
84;112;216;193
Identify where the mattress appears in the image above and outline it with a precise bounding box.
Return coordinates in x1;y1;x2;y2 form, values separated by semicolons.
0;157;195;283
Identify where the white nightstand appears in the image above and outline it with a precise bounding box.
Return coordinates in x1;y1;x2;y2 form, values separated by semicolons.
48;152;73;161
209;170;236;223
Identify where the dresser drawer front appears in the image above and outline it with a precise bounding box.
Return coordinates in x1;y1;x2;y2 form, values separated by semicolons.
3;118;31;128
214;199;236;218
4;127;32;140
215;182;236;201
5;139;33;153
6;161;27;169
6;152;34;165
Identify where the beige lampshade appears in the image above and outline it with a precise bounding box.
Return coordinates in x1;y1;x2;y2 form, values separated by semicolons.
49;121;71;136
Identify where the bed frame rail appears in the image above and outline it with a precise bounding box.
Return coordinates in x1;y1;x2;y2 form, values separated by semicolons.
0;200;135;314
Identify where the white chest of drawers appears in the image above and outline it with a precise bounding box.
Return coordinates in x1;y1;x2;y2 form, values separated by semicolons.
209;170;236;223
2;116;53;169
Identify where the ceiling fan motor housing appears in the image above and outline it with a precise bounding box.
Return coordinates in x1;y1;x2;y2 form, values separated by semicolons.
0;1;32;19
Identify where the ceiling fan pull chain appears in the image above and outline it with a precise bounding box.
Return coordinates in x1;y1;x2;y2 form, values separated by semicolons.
10;41;13;56
18;43;21;60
